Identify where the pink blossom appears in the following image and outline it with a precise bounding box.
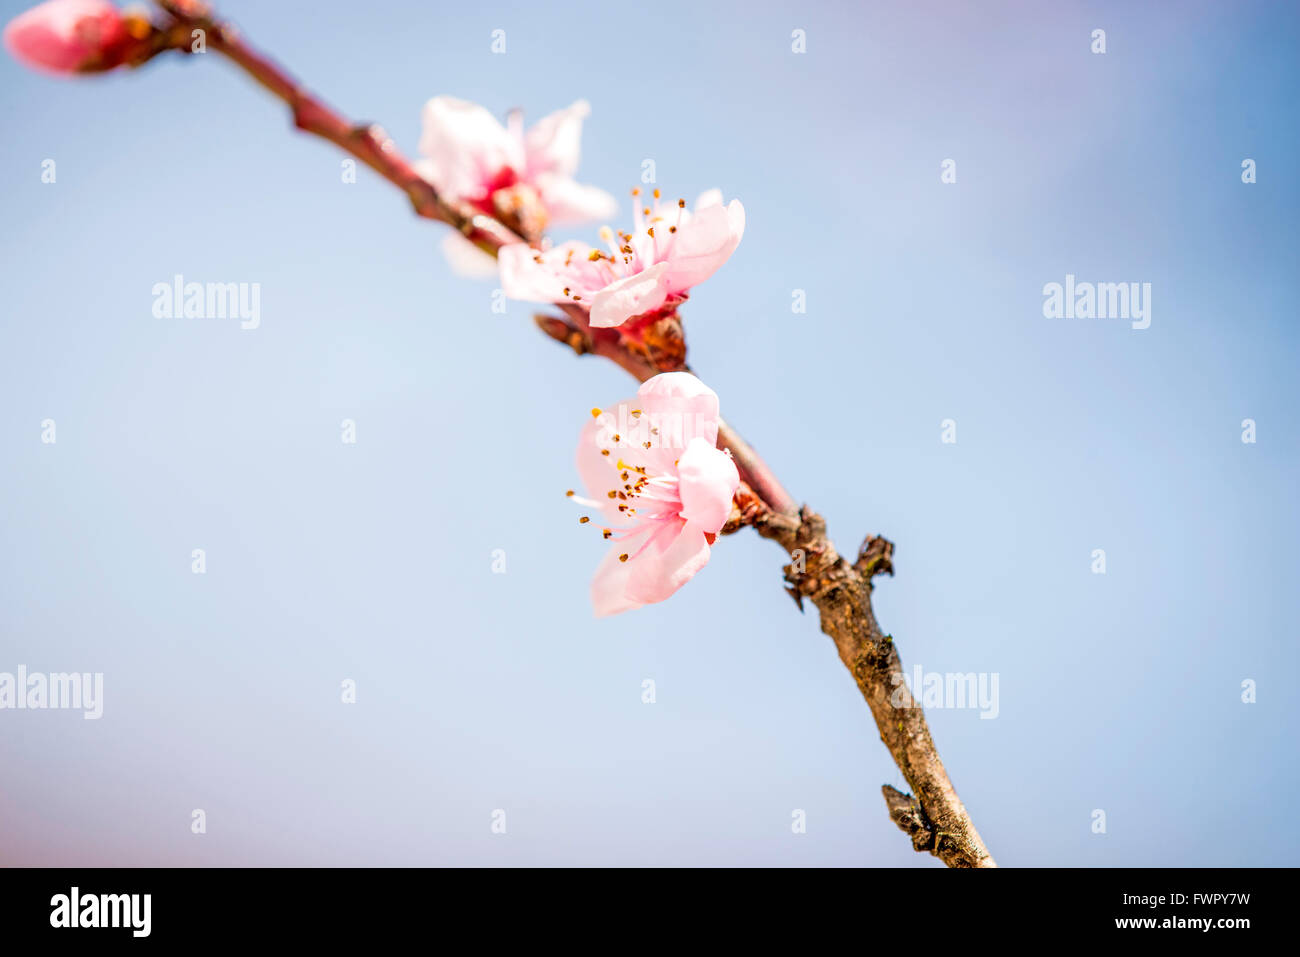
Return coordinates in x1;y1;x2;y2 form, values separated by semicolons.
416;96;616;275
571;372;739;617
498;189;745;329
3;0;129;75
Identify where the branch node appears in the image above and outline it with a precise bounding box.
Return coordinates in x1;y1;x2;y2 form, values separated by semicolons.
784;586;805;613
855;534;895;580
533;314;589;356
719;482;767;535
881;784;935;852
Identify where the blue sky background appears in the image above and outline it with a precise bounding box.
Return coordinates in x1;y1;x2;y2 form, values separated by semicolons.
1;0;1297;865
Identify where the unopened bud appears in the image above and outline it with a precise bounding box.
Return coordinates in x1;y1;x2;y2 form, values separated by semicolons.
4;0;134;75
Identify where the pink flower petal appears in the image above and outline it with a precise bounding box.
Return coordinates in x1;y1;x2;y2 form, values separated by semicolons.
638;371;720;405
498;240;592;303
663;199;745;294
590;542;644;617
575;408;639;527
675;438;740;534
534;173;618;225
693;188;724;210
636;372;721;449
523;99;590;180
622;522;712;607
590;521;714;617
589;261;670;329
3;0;124;74
417;96;524;202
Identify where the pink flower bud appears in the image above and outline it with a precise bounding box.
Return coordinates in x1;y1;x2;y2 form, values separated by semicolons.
4;0;131;75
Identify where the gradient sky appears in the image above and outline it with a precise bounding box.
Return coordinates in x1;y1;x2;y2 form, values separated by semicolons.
1;0;1297;866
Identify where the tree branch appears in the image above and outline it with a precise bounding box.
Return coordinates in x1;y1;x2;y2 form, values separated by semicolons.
148;0;994;867
741;504;994;867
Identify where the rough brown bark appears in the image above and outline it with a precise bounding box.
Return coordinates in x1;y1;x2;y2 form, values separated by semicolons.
736;499;994;868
